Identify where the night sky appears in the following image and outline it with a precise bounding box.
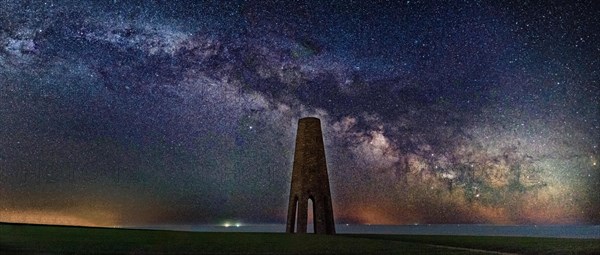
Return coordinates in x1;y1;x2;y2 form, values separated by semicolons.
1;1;598;227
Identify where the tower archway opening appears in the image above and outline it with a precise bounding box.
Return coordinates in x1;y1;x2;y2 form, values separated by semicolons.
307;198;314;233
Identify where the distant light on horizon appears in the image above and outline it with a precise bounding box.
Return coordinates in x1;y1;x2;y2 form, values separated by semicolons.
222;221;243;228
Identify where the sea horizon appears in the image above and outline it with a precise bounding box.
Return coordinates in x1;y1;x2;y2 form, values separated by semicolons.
127;223;600;239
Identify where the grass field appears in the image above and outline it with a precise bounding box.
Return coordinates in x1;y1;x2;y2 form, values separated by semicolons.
1;223;599;254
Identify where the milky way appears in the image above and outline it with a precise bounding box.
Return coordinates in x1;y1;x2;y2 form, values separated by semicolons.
0;1;598;226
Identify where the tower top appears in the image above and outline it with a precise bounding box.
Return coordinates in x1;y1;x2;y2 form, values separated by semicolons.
299;117;320;121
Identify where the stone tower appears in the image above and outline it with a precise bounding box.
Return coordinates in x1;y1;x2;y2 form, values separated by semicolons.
286;117;335;234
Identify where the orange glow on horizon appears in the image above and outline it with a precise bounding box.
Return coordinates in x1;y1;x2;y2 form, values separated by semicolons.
348;206;417;225
469;204;514;225
0;210;118;227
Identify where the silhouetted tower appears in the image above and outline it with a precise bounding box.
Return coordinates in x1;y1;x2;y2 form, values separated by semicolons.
286;117;335;234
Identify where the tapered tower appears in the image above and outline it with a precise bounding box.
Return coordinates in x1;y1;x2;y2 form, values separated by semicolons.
286;117;335;234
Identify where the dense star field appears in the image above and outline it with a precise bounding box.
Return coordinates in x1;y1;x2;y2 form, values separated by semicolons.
0;1;598;226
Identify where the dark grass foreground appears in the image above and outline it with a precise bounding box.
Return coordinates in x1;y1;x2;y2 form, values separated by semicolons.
349;234;600;255
1;223;599;254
